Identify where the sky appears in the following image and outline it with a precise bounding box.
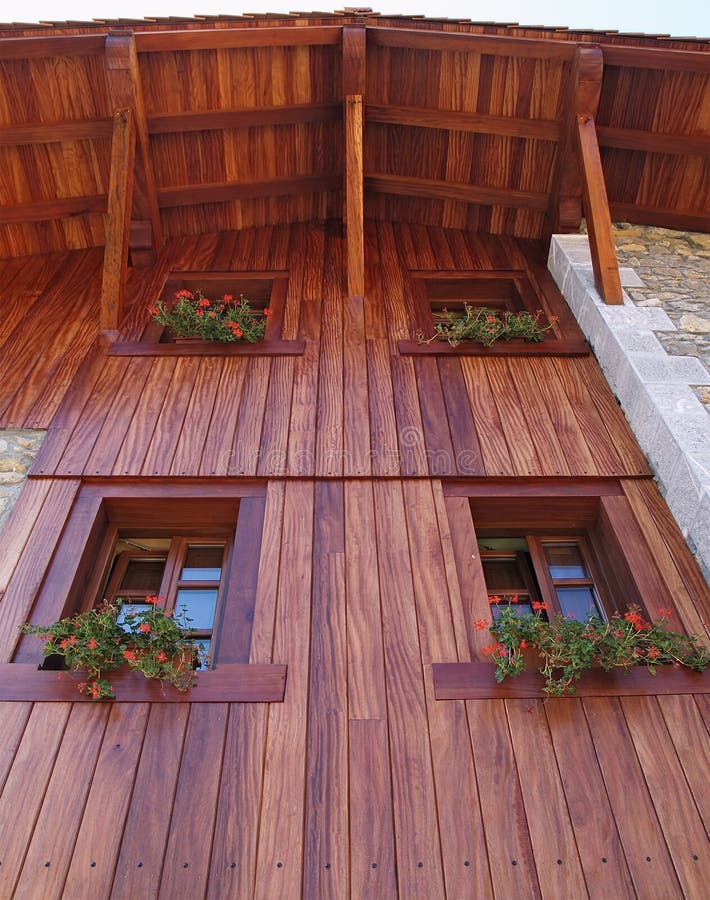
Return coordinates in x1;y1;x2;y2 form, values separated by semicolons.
7;0;710;38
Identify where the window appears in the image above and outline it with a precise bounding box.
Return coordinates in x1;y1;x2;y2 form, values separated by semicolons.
108;270;305;357
104;538;229;666
479;534;607;621
398;270;588;356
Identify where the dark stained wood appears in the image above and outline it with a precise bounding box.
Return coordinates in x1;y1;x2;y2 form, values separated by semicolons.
0;664;287;702
602;44;710;71
0;33;106;59
135;25;343;52
158;174;341;209
398;338;589;355
0;118;113;145
159;704;229;898
368;173;550;211
433;662;710;699
368;25;577;60
101;109;136;331
109;339;306;356
111;703;190;898
609;202;710;233
12;702;110;900
367;103;561;140
598;125;710;158
0;195;107;225
657;695;710;833
148;102;341;135
63;704;150;898
0;701;31;795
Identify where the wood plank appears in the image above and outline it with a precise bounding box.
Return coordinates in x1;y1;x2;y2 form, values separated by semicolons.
135;25;342;52
168;358;223;475
657;695;710;833
597;125;710;158
0;703;73;899
257;357;294;476
434;662;710;699
485;358;542;476
345;95;365;297
0;479;81;663
403;481;493;898
148;102;341;134
373;480;446;897
197;358;248;476
0;701;31;795
158;704;229;899
101;108;136;331
0;34;105;59
105;33;163;255
207;703;269;898
587;696;697;897
13;703;110;900
249;480;285;664
368;26;576;60
602;44;710;72
229;357;271;476
213;495;266;664
0;195;107;225
367;173;549;211
608;202;710;233
367;102;561;140
577;117;624;304
348;719;397;898
315;227;344;476
62;704;150;899
0;478;52;596
303;482;349;898
437;357;484;476
545;700;636;898
415;357;457;475
465;700;541;898
158;174;341;209
621;696;710;894
506;699;588;897
0;118;113;146
460;357;515;476
0;663;287;702
254;482;314;898
111;704;190;898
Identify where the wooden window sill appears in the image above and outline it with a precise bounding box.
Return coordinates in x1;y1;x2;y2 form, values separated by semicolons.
0;663;287;702
432;661;710;699
398;338;590;357
108;339;306;357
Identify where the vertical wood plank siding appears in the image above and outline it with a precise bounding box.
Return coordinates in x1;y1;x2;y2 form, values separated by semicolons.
1;221;709;898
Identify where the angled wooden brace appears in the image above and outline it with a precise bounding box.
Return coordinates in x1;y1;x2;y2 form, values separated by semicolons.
343;24;366;298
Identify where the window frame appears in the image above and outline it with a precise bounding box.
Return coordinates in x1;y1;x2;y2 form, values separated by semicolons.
108;270;305;357
398;269;589;357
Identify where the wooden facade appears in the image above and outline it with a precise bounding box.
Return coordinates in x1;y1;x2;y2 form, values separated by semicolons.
0;13;709;900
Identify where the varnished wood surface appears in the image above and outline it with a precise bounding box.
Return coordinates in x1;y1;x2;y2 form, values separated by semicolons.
1;475;709;897
7;222;649;477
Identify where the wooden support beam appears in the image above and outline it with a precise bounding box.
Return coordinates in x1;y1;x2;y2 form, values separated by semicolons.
158;174;341;208
0;118;113;146
101;108;136;332
105;32;162;259
344;24;366;298
596;126;710;159
602;44;710;72
367;26;576;60
609;203;710;234
0;33;105;60
148;102;341;135
0;195;106;225
367;103;560;141
366;173;549;211
135;25;341;53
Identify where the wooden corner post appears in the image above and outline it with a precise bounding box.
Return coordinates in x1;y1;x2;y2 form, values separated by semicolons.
343;25;366;298
101;108;136;332
575;46;623;305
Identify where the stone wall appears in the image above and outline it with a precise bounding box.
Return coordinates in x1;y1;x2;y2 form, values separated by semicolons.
613;225;710;412
549;230;710;585
0;430;46;533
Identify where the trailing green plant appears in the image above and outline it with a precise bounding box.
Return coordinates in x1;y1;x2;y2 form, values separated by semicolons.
479;602;709;696
150;289;269;343
22;597;202;700
417;305;557;348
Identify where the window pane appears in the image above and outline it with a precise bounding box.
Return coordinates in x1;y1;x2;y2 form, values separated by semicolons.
544;543;589;579
117;602;153;625
556;587;603;621
193;639;211;669
120;558;165;591
181;545;224;581
491;602;534;619
481;558;527;592
175;588;218;630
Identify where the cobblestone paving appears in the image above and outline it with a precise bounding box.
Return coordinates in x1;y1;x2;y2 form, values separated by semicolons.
612;224;710;412
0;430;45;533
